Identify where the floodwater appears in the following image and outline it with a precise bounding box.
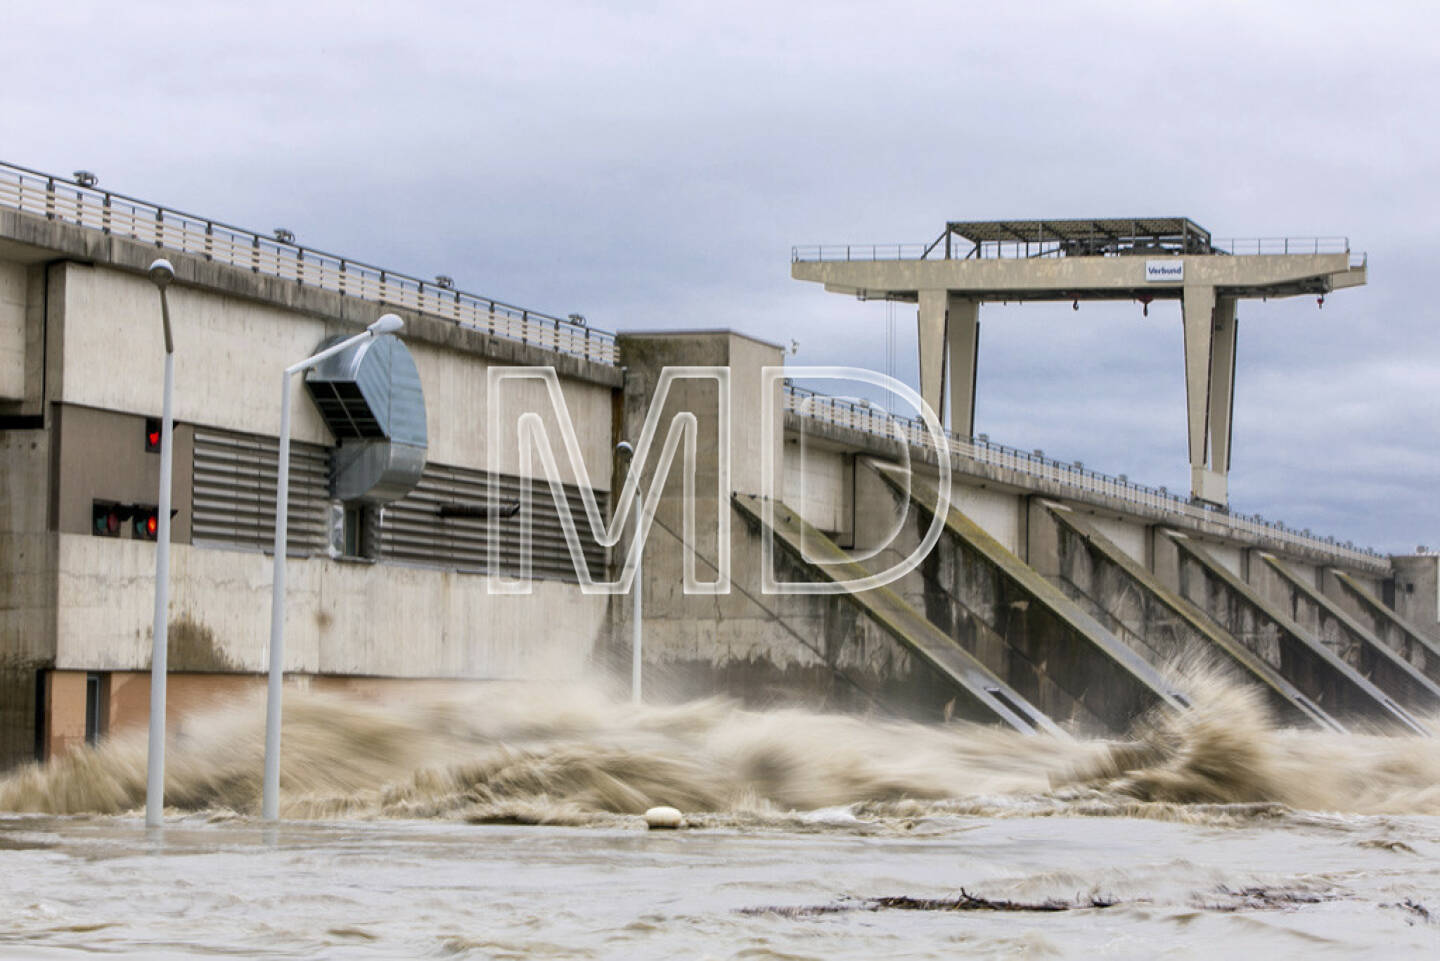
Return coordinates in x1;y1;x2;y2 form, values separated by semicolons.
3;675;1439;959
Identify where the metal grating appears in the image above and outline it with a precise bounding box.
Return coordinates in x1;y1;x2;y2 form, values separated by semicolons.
191;427;606;582
376;463;607;582
191;429;330;554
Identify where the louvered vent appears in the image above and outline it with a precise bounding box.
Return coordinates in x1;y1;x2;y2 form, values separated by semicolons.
191;429;330;554
191;427;607;582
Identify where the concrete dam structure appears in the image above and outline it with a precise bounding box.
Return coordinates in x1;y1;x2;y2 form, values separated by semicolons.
2;162;1437;769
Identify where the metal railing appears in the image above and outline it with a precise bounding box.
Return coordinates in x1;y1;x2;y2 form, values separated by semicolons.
0;161;619;366
792;236;1359;264
783;383;1387;568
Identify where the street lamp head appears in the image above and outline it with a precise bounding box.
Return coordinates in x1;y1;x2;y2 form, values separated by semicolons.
368;313;404;336
147;258;175;289
615;440;634;458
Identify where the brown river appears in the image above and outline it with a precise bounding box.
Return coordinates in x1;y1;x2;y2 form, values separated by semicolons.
3;674;1439;958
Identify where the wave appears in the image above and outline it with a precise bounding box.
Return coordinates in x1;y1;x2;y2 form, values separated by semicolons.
3;671;1439;825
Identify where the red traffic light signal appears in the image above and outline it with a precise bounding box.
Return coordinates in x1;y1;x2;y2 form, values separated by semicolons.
131;505;178;541
133;507;159;540
145;417;161;453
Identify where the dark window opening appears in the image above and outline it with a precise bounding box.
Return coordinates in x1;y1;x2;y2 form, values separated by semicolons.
341;503;378;560
84;672;109;746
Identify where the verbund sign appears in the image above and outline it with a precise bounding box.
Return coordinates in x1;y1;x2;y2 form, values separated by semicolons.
1145;260;1185;282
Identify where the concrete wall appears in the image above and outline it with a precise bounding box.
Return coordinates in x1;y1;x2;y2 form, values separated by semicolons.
1086;514;1148;565
0;227;625;770
51;405;196;542
0;260;25;400
53;263;614;486
949;481;1022;556
51;533;605;679
782;441;851;539
631;501;957;718
1391;555;1439;641
0;428;55;767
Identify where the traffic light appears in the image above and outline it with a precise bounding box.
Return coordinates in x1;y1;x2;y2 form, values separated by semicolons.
130;505;178;541
145;417;161;453
91;501;133;538
133;506;159;541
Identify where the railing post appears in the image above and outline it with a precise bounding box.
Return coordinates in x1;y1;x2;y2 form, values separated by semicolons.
154;208;164;248
45;177;55;220
251;236;260;273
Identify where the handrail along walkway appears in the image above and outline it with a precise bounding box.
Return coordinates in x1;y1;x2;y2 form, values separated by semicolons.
783;383;1387;571
0;161;618;366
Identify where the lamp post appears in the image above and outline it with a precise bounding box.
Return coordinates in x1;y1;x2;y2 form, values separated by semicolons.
616;441;642;705
144;258;176;829
261;313;404;821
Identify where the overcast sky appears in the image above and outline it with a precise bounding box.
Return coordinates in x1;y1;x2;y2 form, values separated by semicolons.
3;0;1436;552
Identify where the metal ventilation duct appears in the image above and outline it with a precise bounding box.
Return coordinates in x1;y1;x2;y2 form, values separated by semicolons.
304;333;427;505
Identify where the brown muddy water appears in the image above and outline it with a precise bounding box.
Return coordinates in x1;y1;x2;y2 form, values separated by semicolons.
2;677;1439;959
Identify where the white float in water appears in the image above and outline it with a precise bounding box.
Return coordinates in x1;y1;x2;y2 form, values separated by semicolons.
644;805;684;829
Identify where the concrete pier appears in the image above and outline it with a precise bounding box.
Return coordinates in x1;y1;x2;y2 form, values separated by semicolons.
1032;501;1343;732
1160;531;1427;734
868;464;1185;735
733;493;1060;735
1322;569;1440;685
1254;554;1440;715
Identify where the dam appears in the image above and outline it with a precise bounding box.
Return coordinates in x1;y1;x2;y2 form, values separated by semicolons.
2;161;1437;772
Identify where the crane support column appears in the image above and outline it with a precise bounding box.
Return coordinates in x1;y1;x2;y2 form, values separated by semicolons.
917;290;979;436
917;289;947;424
1182;284;1237;506
947;296;980;440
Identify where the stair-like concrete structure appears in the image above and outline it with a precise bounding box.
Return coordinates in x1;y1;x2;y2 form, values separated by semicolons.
1039;502;1343;732
1325;569;1440;686
871;464;1187;735
734;493;1064;736
1164;530;1428;735
1255;553;1440;715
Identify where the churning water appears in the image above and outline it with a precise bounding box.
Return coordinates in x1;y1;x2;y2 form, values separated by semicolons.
3;674;1439;958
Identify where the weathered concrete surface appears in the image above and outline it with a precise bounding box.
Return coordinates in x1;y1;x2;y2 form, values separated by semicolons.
620;496;1028;723
1162;531;1427;734
793;251;1364;301
51;534;606;680
1254;553;1440;715
734;493;1061;736
1389;554;1440;643
51;262;615;484
1;428;57;767
0;260;26;401
1323;568;1440;685
1036;502;1342;732
871;463;1185;735
612;332;1062;726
